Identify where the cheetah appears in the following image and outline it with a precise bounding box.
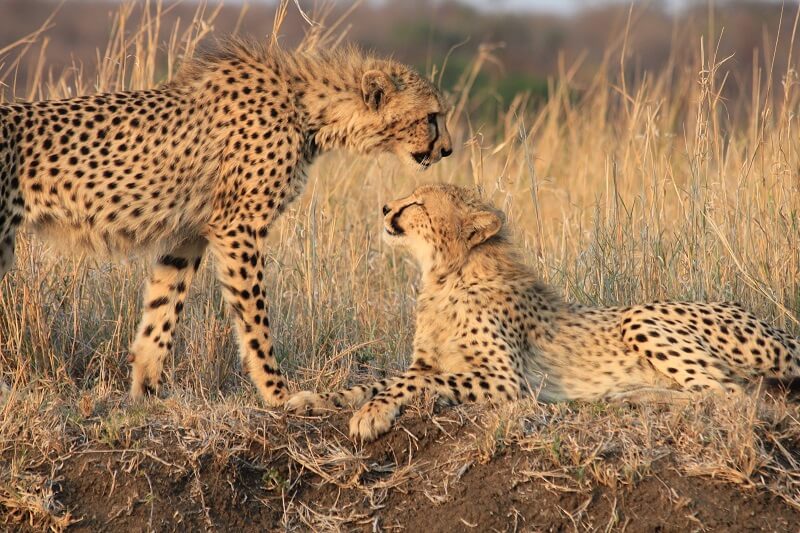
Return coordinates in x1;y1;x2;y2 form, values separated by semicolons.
287;184;800;441
0;38;452;406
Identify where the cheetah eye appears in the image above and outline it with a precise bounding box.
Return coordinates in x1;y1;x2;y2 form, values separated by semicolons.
427;113;437;125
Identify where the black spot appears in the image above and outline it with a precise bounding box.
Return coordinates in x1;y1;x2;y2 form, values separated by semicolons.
159;255;189;269
149;296;169;309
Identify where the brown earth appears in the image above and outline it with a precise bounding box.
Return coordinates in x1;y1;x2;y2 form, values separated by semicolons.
10;404;799;533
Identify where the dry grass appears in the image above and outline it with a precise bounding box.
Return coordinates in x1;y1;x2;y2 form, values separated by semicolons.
1;1;800;530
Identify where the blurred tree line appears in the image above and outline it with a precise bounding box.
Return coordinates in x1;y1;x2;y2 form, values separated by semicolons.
1;0;795;117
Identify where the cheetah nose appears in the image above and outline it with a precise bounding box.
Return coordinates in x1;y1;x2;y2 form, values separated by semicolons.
382;205;390;216
441;147;452;158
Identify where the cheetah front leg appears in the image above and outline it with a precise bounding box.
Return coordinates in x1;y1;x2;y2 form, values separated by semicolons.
286;360;436;414
287;381;390;414
129;238;207;398
349;369;521;442
208;228;288;407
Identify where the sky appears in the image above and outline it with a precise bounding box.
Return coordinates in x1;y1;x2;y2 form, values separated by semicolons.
377;0;732;15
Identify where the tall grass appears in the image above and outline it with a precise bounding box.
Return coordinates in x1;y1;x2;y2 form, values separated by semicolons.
1;1;799;401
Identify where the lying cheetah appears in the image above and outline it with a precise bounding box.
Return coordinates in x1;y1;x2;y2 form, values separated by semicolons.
288;184;800;441
0;38;452;405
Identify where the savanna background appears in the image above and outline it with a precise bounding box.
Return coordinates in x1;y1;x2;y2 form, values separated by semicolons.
1;0;799;530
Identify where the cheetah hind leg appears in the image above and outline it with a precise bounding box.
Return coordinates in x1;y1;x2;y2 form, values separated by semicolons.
606;387;692;405
0;227;15;401
622;319;745;396
129;239;207;399
0;227;15;280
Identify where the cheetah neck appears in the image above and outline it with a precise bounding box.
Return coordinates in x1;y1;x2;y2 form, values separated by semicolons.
418;239;565;347
284;54;391;154
421;239;532;292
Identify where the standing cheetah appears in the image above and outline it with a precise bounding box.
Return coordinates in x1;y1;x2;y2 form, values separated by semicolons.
287;184;800;441
0;39;452;406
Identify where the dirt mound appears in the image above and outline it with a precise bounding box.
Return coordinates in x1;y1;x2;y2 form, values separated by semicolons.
9;405;798;532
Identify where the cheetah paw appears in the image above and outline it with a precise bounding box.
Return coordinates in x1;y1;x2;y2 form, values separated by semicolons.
128;354;164;400
129;380;161;401
285;390;337;415
261;387;290;408
129;371;162;401
349;401;400;442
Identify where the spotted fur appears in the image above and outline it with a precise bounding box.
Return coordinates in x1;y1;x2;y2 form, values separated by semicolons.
0;38;452;405
287;184;800;440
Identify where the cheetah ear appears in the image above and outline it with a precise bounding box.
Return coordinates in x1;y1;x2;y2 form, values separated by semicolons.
464;210;504;248
361;70;396;112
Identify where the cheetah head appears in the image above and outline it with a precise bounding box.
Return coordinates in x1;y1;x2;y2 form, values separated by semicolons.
359;67;453;170
381;184;505;273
